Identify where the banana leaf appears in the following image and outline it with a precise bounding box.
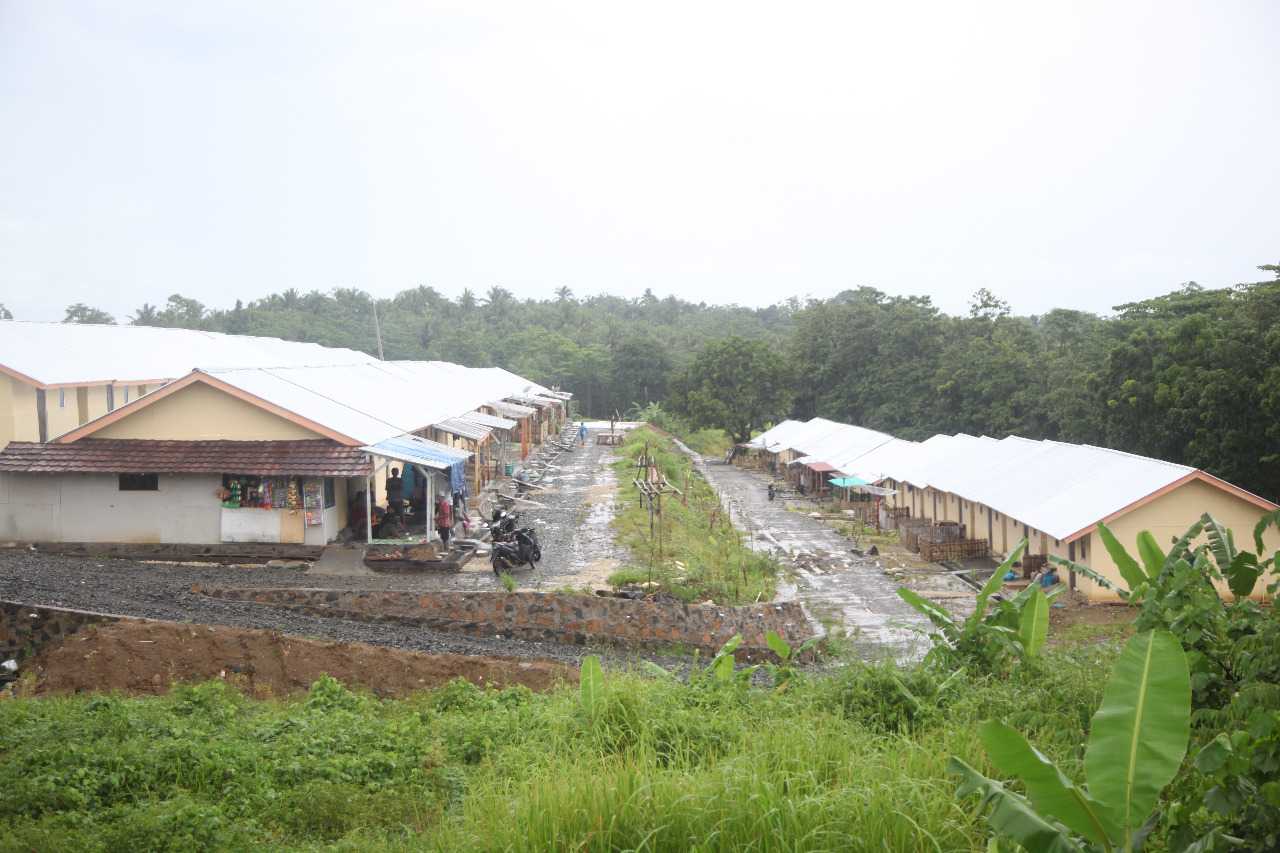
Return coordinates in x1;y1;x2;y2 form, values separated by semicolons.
896;587;960;640
1084;630;1191;844
968;538;1027;631
1163;518;1206;575
1135;532;1166;580
1253;509;1280;558
1018;586;1049;658
765;630;791;662
978;720;1118;845
949;757;1085;853
1048;554;1130;601
1097;522;1148;590
1199;513;1236;571
579;655;604;715
1224;552;1262;598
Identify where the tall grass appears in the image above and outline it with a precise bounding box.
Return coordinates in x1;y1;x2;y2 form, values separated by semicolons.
0;649;1113;851
609;427;777;604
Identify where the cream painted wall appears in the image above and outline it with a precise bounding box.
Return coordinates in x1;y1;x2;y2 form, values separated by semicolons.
94;382;324;441
0;376;15;448
1085;478;1280;601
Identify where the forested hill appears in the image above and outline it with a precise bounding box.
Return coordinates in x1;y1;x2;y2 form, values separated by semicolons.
32;262;1280;501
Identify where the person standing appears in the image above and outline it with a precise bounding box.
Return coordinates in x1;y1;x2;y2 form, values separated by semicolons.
578;422;588;446
385;468;404;517
434;494;454;549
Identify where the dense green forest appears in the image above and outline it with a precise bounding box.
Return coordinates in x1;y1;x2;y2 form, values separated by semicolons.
37;261;1280;500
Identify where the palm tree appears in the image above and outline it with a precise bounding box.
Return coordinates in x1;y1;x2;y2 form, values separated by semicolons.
129;303;160;325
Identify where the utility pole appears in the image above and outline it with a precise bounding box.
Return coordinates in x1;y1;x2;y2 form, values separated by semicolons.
372;302;385;360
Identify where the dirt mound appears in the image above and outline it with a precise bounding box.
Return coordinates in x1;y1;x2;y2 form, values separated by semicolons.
25;620;577;698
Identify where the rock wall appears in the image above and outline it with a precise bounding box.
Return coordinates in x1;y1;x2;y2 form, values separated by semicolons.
0;601;122;663
193;587;812;658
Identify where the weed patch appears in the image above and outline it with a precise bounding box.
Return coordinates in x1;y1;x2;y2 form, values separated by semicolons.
609;426;778;605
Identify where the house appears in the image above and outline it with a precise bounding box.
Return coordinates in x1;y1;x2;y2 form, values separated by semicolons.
0;320;376;448
837;432;1280;600
0;360;561;547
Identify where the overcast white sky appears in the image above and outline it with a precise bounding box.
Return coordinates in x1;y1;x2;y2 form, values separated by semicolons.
2;1;1277;322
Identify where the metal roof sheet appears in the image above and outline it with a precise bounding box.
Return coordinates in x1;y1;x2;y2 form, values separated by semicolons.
200;361;536;446
462;411;518;430
362;435;470;471
488;400;536;419
434;418;492;441
0;320;379;387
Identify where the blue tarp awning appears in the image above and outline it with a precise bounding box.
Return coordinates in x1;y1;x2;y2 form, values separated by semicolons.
362;435;470;471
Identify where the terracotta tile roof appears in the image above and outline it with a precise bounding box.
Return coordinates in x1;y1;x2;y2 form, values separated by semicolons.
0;440;371;476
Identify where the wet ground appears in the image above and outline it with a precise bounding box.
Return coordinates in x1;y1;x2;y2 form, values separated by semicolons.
0;432;637;668
681;450;972;661
337;433;627;592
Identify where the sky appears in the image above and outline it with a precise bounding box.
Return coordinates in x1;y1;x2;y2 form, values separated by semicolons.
1;1;1278;323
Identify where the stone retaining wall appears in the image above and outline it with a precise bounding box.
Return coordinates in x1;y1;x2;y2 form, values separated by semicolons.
192;587;812;658
0;601;125;663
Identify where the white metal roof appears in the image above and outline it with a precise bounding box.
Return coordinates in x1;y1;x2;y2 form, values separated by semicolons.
746;419;807;450
462;411;518;430
434;417;492;441
195;361;536;446
739;413;1270;541
488;400;536;419
0;320;379;387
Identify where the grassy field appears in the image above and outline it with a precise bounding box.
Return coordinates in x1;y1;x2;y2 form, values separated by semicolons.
0;646;1116;852
608;427;778;605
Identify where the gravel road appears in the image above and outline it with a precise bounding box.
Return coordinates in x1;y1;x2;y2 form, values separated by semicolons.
0;549;651;667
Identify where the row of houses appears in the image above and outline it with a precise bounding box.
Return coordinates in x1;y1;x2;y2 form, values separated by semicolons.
745;417;1280;600
0;321;570;548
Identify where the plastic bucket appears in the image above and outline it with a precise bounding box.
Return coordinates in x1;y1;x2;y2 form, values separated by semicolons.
504;463;514;476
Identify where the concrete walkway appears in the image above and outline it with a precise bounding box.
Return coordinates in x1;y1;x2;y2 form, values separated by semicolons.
684;451;937;661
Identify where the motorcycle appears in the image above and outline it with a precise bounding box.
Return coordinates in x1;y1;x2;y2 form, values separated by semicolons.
491;527;541;574
488;508;520;541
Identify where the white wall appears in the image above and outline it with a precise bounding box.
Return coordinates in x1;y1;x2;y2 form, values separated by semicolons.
0;472;222;543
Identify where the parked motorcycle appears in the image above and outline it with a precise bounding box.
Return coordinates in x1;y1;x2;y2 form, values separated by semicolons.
491;527;541;574
488;508;520;541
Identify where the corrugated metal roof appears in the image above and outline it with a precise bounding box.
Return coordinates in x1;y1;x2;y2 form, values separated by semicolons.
362;435;470;471
462;411;518;430
488;400;536;419
0;439;371;476
434;418;492;441
0;320;378;387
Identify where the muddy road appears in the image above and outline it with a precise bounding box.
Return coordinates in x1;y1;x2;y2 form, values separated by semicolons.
684;452;963;660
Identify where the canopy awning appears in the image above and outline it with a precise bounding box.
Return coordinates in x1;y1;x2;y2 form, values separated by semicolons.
489;400;536;419
362;435;471;471
433;417;492;441
829;476;870;488
462;410;518;430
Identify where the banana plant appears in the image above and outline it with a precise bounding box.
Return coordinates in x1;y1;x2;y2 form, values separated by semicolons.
897;538;1053;669
764;629;820;690
951;629;1192;853
1052;513;1274;603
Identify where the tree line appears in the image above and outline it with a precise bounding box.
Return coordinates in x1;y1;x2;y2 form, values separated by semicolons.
25;260;1280;500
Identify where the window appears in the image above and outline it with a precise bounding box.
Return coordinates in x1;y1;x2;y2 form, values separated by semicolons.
323;477;336;508
58;389;66;408
123;386;129;403
118;473;158;491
